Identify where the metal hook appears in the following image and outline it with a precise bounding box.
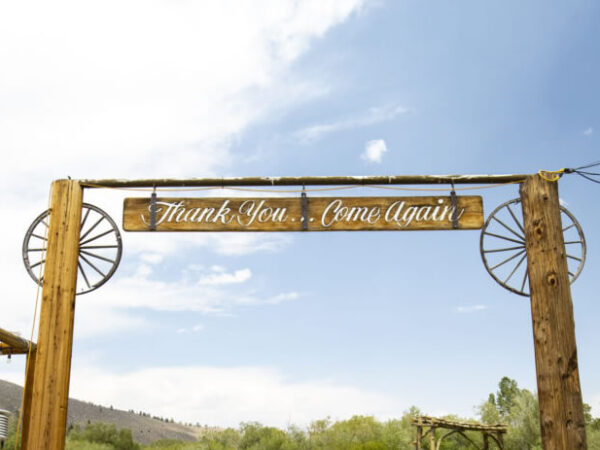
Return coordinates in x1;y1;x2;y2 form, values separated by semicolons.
450;181;459;229
149;186;157;231
301;185;308;231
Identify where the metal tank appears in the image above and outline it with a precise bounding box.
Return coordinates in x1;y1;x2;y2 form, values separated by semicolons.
0;409;9;446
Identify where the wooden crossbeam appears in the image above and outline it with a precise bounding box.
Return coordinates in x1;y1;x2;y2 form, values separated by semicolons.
81;174;528;188
412;416;507;433
0;326;36;354
412;416;506;450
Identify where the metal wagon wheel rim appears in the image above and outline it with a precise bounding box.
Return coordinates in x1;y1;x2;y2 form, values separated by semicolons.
22;203;122;295
480;198;586;297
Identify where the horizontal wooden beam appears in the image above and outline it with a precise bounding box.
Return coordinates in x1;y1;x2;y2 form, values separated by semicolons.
0;326;36;353
1;343;30;355
412;416;507;433
80;174;528;189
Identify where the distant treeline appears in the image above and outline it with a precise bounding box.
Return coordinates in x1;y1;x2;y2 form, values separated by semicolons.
4;377;600;449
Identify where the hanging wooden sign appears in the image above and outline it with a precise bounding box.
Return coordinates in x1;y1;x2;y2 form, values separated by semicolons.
123;196;483;231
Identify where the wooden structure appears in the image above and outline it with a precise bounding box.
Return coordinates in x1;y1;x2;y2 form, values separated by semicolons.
14;174;588;449
412;416;506;449
0;327;37;447
0;327;35;356
123;195;484;231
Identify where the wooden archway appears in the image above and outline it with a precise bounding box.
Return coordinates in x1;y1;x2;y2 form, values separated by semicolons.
412;416;507;450
17;174;588;449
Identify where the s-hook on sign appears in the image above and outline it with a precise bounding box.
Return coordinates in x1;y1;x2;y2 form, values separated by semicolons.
123;196;483;231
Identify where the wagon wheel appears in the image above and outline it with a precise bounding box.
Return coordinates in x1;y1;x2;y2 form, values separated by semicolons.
480;198;585;297
22;203;122;295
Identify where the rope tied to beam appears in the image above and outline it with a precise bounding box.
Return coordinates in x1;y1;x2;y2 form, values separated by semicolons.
540;161;600;184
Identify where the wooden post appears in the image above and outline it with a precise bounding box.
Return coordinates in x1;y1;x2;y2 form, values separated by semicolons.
520;175;587;449
415;423;422;450
23;180;82;450
20;348;36;449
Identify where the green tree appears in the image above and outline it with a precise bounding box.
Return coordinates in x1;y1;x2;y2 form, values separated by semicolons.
479;393;501;425
238;422;289;450
496;377;519;418
68;422;140;450
478;377;541;450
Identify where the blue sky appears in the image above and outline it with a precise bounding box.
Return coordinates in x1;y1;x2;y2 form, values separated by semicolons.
1;0;600;427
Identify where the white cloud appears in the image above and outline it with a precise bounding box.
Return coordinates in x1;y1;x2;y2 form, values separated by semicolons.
295;104;407;142
0;0;366;190
93;271;290;313
176;324;204;334
583;127;594;136
361;139;387;163
124;232;293;258
265;292;300;304
456;305;488;313
67;365;398;427
197;268;252;286
0;0;366;353
139;253;165;265
0;0;365;338
67;262;302;338
75;306;149;339
591;393;600;417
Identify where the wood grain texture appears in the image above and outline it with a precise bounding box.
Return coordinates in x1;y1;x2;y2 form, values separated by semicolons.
123;196;483;232
520;175;587;450
82;173;528;188
0;326;35;353
21;349;37;450
24;180;83;450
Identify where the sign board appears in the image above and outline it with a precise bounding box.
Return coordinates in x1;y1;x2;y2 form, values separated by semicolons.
123;196;483;231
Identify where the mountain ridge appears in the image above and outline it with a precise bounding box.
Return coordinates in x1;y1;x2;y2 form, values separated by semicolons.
0;379;203;445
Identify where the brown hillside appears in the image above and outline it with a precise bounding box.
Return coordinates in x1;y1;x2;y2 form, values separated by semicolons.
0;379;202;445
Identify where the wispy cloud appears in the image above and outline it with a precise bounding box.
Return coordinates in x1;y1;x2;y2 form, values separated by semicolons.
197;268;252;286
584;127;594;136
295;104;408;142
456;305;488;313
265;292;300;304
361;139;387;163
68;365;398;428
124;232;293;258
71;263;302;338
0;0;367;188
176;324;204;334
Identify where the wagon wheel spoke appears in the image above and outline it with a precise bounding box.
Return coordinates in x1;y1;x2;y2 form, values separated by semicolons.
30;259;45;269
483;245;526;254
520;268;529;293
491;216;525;241
79;253;107;278
506;204;525;234
22;203;123;295
504;253;527;284
480;198;585;297
78;262;92;290
80;229;114;246
79;249;116;265
489;249;526;271
80;216;105;241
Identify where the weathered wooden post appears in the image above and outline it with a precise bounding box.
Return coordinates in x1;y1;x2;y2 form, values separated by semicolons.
23;180;82;449
520;174;587;449
20;348;36;449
